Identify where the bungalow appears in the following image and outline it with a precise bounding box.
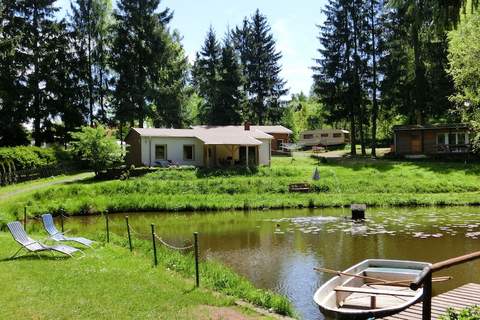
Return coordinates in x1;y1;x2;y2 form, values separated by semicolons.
192;124;292;153
392;123;471;156
125;124;280;167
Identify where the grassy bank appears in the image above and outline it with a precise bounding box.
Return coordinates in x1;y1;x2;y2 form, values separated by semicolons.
0;230;293;318
1;156;480;221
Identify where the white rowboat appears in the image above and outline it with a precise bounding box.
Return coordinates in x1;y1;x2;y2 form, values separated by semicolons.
313;259;431;319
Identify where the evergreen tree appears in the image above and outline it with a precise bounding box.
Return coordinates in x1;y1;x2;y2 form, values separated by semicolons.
14;0;70;146
216;35;245;125
151;30;190;128
70;0;112;125
233;10;288;124
110;0;174;128
0;0;29;145
192;27;222;124
313;0;360;155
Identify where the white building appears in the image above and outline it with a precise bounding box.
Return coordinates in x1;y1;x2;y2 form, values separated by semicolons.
299;129;350;147
125;124;275;167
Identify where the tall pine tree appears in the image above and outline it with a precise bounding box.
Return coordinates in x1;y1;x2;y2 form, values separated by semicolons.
233;10;287;125
70;0;112;125
0;0;29;145
111;0;169;128
15;0;70;146
192;27;222;124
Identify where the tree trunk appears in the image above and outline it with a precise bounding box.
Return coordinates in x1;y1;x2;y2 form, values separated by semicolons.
33;4;41;147
370;0;378;158
87;0;94;126
351;2;363;155
412;8;426;125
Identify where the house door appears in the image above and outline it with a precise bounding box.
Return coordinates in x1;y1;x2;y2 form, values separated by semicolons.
410;134;422;154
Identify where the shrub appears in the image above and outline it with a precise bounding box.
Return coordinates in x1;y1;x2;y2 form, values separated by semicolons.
440;306;480;320
0;146;58;170
70;124;125;176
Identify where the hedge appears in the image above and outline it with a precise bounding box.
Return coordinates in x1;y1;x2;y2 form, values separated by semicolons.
0;146;58;170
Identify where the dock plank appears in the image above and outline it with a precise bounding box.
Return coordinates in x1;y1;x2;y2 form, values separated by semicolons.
383;283;480;320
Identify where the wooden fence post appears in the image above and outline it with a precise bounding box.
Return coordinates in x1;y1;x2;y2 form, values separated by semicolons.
422;271;432;320
194;232;200;287
126;216;132;251
60;208;65;233
105;210;110;243
151;224;157;267
23;206;27;230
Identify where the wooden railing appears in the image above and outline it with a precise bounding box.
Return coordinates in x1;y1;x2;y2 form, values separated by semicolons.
0;165;80;186
410;250;480;320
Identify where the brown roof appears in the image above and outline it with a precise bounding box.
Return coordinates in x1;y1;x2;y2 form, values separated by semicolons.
130;126;272;146
393;123;469;131
251;125;293;134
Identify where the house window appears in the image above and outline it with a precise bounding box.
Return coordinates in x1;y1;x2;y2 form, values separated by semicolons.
276;139;284;149
303;134;314;139
183;145;194;161
437;133;446;145
155;145;166;160
321;133;329;137
449;133;457;145
333;133;342;138
437;132;468;145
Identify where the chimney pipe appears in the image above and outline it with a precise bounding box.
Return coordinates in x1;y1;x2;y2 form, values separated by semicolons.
244;122;251;131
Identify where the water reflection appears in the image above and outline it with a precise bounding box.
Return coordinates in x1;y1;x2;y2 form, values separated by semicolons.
68;207;480;319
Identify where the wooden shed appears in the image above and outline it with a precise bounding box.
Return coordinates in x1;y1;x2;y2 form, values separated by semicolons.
393;123;471;156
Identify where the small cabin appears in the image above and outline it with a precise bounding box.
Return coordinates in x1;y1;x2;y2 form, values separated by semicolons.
299;129;350;147
393;123;471;156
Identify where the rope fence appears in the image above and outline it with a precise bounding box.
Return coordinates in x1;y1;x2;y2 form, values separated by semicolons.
154;234;194;251
14;208;202;288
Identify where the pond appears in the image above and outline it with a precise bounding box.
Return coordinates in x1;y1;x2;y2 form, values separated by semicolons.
67;207;480;319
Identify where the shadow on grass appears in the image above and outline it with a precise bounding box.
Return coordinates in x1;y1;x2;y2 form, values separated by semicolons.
0;253;71;262
196;166;259;178
321;155;480;175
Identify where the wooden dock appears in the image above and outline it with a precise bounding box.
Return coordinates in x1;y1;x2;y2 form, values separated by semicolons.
384;283;480;320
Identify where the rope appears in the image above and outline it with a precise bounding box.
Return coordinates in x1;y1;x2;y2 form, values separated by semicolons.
154;234;194;251
127;224;142;236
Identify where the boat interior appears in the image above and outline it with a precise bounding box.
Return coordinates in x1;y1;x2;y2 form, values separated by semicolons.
335;267;422;311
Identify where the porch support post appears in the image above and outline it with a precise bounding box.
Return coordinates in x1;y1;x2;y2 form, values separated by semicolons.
230;145;235;166
246;145;249;168
205;145;209;168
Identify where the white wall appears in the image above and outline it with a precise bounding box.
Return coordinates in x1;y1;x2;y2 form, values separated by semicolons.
141;137;204;166
299;129;348;146
258;139;271;165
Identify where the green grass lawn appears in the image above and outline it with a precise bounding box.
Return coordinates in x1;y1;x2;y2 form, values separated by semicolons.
0;172;94;198
1;156;480;222
0;232;279;319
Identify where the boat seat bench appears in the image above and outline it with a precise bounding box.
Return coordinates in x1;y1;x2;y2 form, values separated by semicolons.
364;267;422;275
334;286;416;297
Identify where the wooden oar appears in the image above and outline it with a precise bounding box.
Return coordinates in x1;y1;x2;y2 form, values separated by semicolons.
368;276;452;286
314;267;387;283
314;267;452;287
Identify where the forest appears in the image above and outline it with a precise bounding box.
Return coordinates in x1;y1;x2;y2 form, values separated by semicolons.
0;0;479;153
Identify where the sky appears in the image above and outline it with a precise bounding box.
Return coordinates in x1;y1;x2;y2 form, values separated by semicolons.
56;0;328;96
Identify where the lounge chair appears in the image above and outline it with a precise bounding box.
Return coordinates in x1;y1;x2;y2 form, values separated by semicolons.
7;221;81;258
42;214;94;247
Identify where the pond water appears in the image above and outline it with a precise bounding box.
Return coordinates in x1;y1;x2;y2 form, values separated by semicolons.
67;207;480;319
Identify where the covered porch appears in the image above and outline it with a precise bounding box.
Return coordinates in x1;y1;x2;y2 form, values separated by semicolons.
202;144;260;168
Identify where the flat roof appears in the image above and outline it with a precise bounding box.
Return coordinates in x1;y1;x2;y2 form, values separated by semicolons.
301;129;349;134
393;123;469;131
